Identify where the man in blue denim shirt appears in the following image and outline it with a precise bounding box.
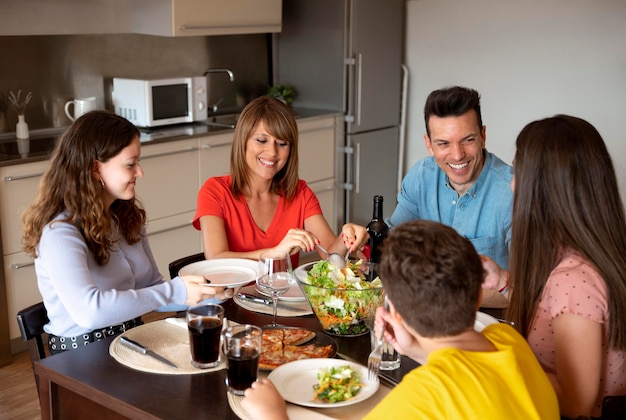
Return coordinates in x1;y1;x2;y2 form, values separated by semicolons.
389;87;512;306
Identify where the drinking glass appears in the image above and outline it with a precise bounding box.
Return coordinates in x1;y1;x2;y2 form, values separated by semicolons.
223;324;262;395
257;252;294;326
186;303;225;369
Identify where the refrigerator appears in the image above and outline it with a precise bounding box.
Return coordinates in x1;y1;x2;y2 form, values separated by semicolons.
274;0;405;226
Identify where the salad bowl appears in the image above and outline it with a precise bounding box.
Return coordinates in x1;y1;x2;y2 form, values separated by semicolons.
294;260;384;336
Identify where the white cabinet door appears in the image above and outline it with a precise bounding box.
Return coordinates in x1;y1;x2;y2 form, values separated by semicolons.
308;179;338;234
4;252;40;340
131;0;282;37
297;117;336;184
0;161;49;255
135;139;198;222
145;212;200;279
198;133;233;185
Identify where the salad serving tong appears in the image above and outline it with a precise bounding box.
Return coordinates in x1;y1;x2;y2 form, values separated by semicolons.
367;294;389;381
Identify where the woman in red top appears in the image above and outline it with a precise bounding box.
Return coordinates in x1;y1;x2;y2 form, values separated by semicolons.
193;96;367;262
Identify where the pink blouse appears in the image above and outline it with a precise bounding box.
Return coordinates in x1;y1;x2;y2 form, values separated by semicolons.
528;248;626;416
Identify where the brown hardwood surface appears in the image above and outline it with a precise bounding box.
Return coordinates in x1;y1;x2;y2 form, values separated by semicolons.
0;311;174;420
0;350;40;420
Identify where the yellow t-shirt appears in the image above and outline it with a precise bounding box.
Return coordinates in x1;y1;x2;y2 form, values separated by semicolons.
364;323;559;420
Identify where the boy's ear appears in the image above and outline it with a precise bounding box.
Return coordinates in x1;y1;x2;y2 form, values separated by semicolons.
387;298;404;323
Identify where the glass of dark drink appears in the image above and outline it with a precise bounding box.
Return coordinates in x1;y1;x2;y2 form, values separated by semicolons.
222;324;262;395
186;303;225;369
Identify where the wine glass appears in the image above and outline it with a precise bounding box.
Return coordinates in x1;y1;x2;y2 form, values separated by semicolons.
257;252;294;326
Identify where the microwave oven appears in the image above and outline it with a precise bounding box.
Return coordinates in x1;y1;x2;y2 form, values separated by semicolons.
112;77;207;127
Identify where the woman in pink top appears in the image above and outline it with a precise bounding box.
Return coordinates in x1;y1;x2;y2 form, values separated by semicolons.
483;115;626;418
193;96;368;262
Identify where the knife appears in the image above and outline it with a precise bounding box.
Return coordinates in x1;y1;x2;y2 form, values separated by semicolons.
237;293;305;312
119;336;178;369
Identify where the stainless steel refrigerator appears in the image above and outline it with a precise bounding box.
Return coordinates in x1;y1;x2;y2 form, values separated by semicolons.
275;0;405;226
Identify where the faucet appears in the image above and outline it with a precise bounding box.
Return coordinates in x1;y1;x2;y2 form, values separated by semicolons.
203;68;235;113
203;68;235;82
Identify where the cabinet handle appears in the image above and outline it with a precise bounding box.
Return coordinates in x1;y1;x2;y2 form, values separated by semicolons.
201;142;231;149
141;146;197;160
4;172;44;181
355;53;363;127
179;23;278;30
355;142;361;194
12;261;35;270
312;185;335;193
148;223;192;235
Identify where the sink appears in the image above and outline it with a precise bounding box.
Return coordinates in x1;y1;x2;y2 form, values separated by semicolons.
202;113;239;129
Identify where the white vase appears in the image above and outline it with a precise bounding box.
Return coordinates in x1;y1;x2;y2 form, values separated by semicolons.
16;114;29;139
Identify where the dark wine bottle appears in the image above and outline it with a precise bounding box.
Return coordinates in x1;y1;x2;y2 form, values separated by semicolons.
366;195;389;265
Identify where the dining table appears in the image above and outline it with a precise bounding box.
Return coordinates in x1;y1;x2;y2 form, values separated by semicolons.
33;297;504;419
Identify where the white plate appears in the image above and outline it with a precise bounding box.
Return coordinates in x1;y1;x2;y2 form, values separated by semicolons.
178;258;258;288
268;358;379;408
474;311;499;332
256;283;306;301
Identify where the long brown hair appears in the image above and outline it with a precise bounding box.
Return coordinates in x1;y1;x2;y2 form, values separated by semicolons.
508;115;626;350
22;110;145;266
230;96;300;201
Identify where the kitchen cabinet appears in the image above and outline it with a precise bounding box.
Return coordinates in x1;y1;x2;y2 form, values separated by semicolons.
0;161;49;255
130;0;282;37
4;252;40;341
198;132;233;185
0;161;48;344
297;116;343;233
135;139;201;277
0;0;130;36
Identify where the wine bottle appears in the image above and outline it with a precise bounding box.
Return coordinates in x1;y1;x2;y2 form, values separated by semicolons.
366;195;389;265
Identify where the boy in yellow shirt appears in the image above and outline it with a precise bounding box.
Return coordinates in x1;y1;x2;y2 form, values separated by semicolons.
241;220;559;419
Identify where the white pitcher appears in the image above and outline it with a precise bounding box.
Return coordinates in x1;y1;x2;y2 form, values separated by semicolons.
64;97;97;121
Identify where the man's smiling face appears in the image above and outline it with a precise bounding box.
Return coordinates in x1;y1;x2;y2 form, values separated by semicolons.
424;110;486;196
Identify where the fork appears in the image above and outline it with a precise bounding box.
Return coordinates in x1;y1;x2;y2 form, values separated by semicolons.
367;295;389;380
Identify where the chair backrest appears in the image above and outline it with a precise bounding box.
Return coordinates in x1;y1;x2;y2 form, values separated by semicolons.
168;252;205;279
602;395;626;420
16;301;49;363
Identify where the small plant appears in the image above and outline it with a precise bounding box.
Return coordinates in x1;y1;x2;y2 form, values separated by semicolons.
8;90;32;115
267;85;297;104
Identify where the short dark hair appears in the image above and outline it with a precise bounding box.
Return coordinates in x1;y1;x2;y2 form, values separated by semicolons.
379;220;485;337
423;86;483;137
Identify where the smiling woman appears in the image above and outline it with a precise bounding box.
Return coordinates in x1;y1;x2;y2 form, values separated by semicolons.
20;110;228;356
193;95;369;265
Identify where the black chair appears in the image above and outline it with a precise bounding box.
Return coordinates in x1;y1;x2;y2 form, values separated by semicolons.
168;252;205;279
602;395;626;420
16;302;49;392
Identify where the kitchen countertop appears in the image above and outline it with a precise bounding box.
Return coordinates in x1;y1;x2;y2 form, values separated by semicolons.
0;108;340;167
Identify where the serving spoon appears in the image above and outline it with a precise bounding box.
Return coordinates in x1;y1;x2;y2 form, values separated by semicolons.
315;243;349;268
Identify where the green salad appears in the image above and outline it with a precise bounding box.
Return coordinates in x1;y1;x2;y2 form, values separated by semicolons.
302;260;383;335
313;365;364;403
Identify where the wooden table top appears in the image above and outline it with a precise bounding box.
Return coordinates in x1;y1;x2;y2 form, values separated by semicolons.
34;299;427;419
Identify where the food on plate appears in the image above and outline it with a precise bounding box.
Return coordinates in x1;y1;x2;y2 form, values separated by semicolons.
313;365;364;403
297;260;384;335
259;328;334;370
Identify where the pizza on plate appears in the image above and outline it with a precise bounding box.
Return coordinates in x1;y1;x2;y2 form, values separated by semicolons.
259;328;334;370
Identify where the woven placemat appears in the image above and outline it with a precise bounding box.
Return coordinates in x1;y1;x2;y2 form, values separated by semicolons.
109;319;227;375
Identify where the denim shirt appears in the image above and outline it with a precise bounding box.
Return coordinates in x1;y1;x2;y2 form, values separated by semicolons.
388;150;513;269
